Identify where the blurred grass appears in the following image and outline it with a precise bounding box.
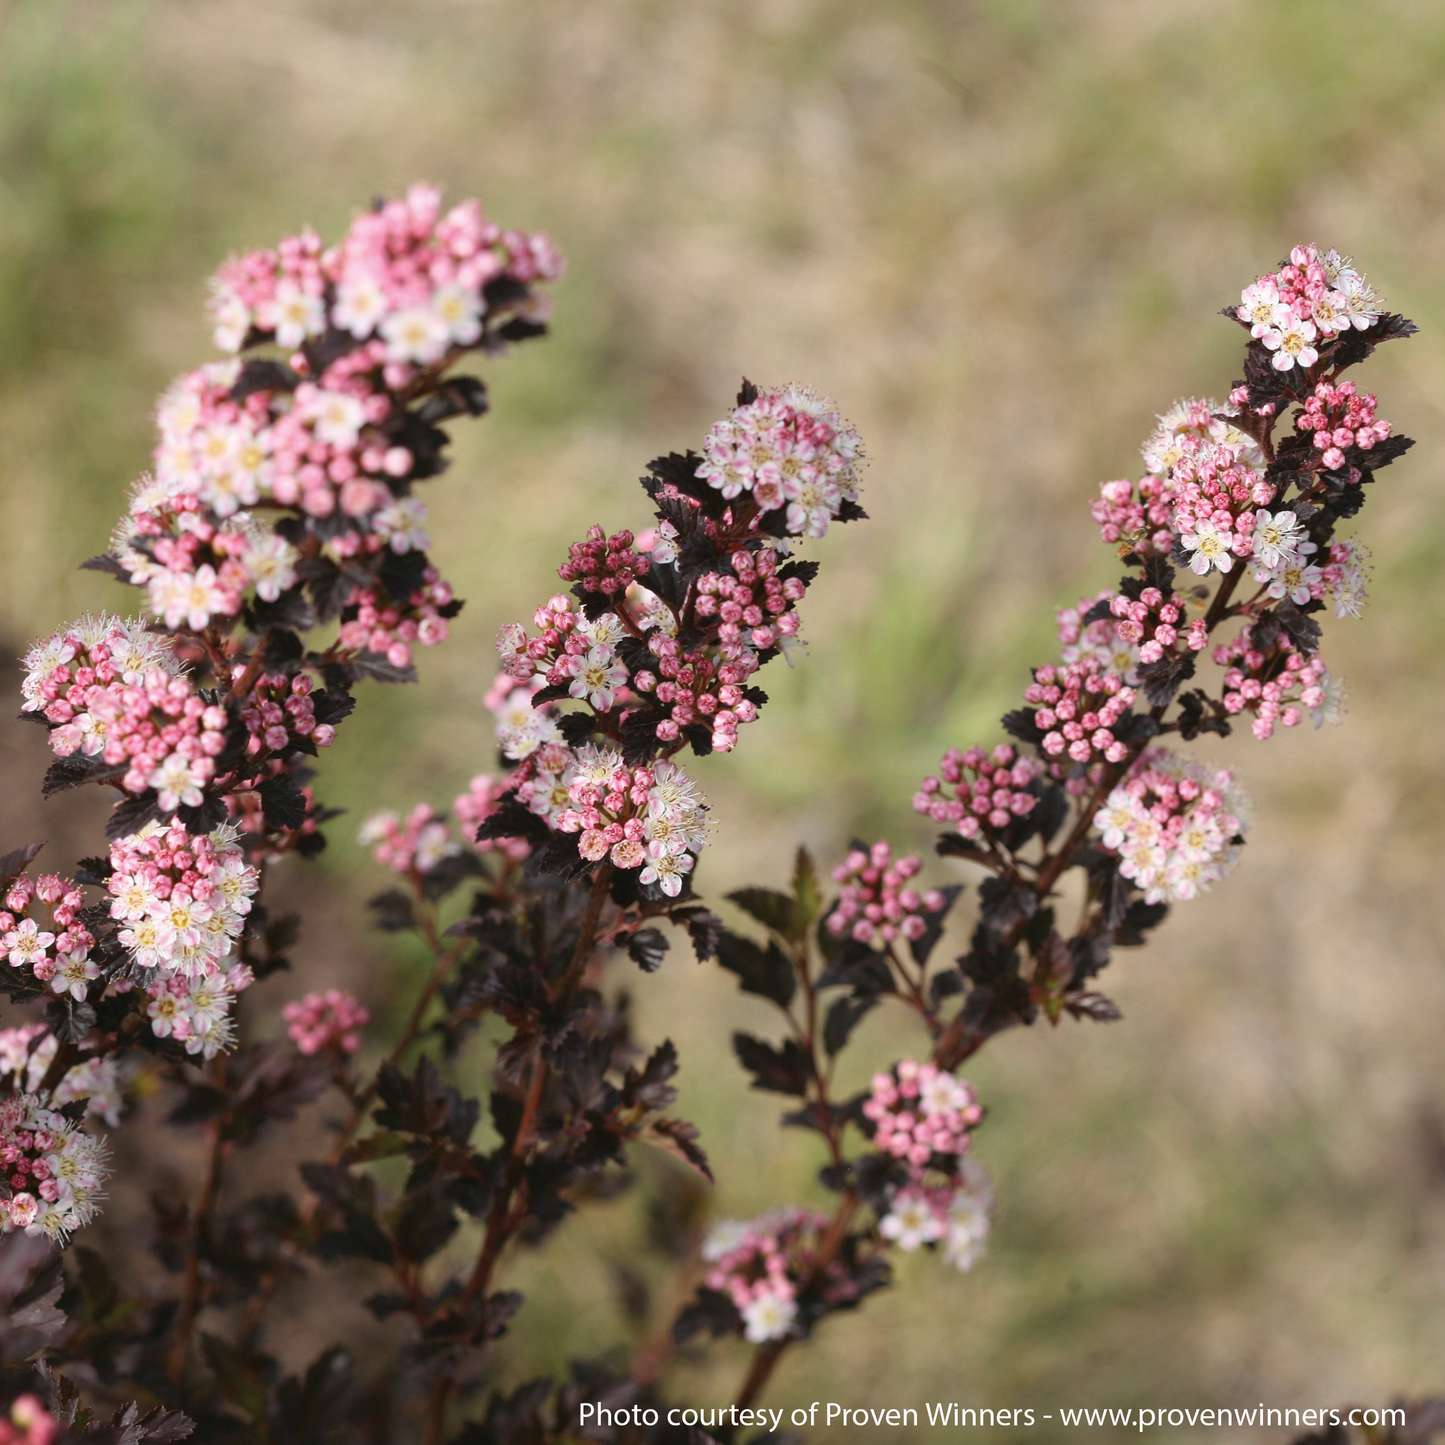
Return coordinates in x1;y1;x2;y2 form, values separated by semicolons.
5;0;1445;1437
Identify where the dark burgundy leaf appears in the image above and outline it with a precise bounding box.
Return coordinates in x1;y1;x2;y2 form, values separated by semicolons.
715;930;796;1008
258;774;308;831
823;995;876;1056
731;1032;810;1096
628;927;669;973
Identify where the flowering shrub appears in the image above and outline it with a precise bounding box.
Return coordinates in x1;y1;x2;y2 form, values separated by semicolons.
0;223;1422;1439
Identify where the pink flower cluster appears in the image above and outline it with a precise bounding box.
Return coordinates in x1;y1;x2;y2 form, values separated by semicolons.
117;474;296;630
1091;473;1178;557
1094;399;1266;559
358;804;462;875
0;1026;125;1126
690;546;804;659
360;774;539;875
1057;592;1139;679
866;1064;994;1271
500;598;637;716
503;551;797;756
863;1060;982;1170
540;748;708;897
1115;589;1207;663
701;1208;836;1343
142;963;253;1061
110;185;558;675
557;526;651;598
454;774;532;862
108;820;258;978
1;872;98;1002
209;182;561;360
697;384;863;538
22;615;226;812
488;673;564;762
1323;537;1371;619
1236;245;1381;372
1171;434;1274;577
1214;630;1344;738
1024;661;1136;769
334;576;456;673
239;672;335;757
913;745;1040;842
637;628;763;755
283;990;370;1056
0;1093;108;1242
1093;747;1250;903
877;1162;993;1270
121;418;456;670
0;1395;60;1445
1296;378;1391;474
825;842;946;948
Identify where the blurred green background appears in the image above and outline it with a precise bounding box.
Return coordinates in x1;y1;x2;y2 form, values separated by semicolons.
4;0;1445;1437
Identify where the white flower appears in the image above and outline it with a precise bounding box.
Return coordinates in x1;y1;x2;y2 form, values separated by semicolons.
1249;509;1307;570
181;978;233;1032
1262;558;1323;605
1309;671;1348;728
304;388;368;449
701;1220;750;1262
209;285;251;352
784;473;841;539
918;1070;970;1116
879;1189;946;1251
740;1289;797;1344
494;693;562;761
641;813;686;857
430;283;483;346
1332;568;1368;619
269;280;325;349
373;497;430;553
357;811;398;846
213;857;258;916
578;612;628;651
187;1011;237;1060
51;951;100;1002
1180;520;1234;575
413;821;460;872
648;522;679;565
146;989;186;1039
243;532;298;602
526;768;573;820
1260;306;1318;371
944;1218;990;1272
151;564;232;631
571;745;623;787
20;634;77;710
565;646;628;712
1319;249;1354;287
119;919;164;970
1093;797;1138;850
1308;289;1351;336
105;618;180;684
1236;278;1280;337
3;919;54;969
638;850;693;898
1335;270;1381;330
380;306;451;365
149;754;207;812
647;759;702;819
333;271;389;337
157;894;213;954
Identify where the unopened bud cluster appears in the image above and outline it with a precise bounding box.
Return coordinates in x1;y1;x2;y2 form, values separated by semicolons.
826;842;946;947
